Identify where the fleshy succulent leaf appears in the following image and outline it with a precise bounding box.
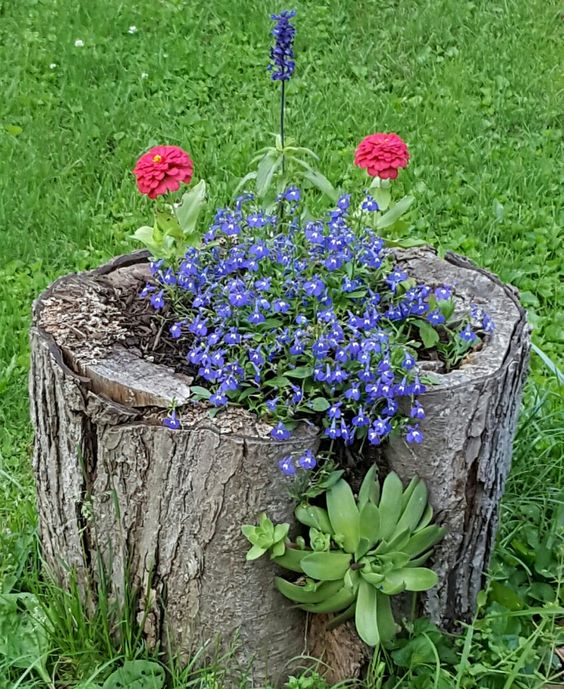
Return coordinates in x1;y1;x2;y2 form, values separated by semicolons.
378;473;404;541
272;547;312;573
246;544;267;561
274;577;343;604
359;501;381;550
301;587;357;614
375;592;398;642
326;479;360;553
404;525;445;558
356;579;380;646
295;504;334;534
396;480;428;534
300;551;352;580
358;465;380;510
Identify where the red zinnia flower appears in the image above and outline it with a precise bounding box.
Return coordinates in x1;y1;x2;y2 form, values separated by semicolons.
133;145;194;198
354;133;410;180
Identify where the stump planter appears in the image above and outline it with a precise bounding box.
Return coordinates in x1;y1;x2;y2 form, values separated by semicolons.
30;248;529;683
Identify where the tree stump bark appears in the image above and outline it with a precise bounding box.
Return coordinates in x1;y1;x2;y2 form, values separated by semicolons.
383;249;530;627
29;248;529;684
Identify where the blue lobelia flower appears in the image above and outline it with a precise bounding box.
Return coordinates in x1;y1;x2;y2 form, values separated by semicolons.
426;309;445;326
278;455;296;475
163;410;181;430
459;323;478;343
406;424;424;444
271;421;291;441
298;450;316;470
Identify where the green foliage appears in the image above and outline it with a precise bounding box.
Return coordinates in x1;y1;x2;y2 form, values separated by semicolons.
102;660;165;689
131;180;208;259
239;135;339;206
243;467;445;647
241;514;290;560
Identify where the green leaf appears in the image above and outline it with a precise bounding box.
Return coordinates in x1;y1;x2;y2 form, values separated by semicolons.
309;397;331;412
359;501;381;551
360;572;385;585
295;504;333;534
375;195;414;229
130;225;159;253
271;540;286;558
284;366;314;379
489;581;525;610
358;465;380;510
301;168;340;202
409;550;433;567
190;385;211;399
301;586;356;614
284;145;320;160
400;477;419;509
404;525;445;558
0;593;49;677
102;660;165;689
275;577;342;604
378;473;404;541
256;150;282;197
416;320;440;349
241;524;257;542
233;170;257;196
355;580;380;646
396;480;428;534
273;547;312;573
370;186;392;211
264;376;292;389
326;601;356;630
155;210;183;239
326;479;360;553
389;567;438;592
246;544;267;561
273;523;290;543
300;551;352;580
377;528;411;555
376;592;398;642
385;237;428;249
416;503;435;530
174;180;207;235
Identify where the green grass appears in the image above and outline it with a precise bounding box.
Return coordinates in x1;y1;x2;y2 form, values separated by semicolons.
0;0;562;687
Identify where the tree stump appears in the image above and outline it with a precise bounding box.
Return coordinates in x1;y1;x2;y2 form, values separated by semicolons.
29;248;529;683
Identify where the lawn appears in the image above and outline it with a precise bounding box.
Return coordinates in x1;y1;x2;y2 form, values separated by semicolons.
0;0;562;687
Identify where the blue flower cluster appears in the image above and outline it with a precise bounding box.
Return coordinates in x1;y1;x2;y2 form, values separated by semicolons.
144;189;488;453
268;10;296;81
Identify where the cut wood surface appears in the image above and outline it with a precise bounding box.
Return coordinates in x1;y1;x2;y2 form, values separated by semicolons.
30;248;529;683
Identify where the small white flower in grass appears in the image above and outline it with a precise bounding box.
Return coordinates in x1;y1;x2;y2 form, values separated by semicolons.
141;71;149;79
74;39;84;47
128;25;137;34
49;63;57;69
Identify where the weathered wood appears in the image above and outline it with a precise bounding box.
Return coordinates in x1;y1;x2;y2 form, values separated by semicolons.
29;248;529;683
383;248;530;627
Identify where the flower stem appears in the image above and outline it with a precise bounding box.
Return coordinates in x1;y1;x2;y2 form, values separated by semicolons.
280;79;286;175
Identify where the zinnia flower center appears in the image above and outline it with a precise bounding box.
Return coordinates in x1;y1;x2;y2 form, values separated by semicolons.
152;154;163;162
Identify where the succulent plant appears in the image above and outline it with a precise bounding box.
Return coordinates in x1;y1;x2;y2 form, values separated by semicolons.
242;466;445;647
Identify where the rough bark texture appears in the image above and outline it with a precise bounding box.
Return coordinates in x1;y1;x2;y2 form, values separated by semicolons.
384;248;530;626
29;248;529;684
